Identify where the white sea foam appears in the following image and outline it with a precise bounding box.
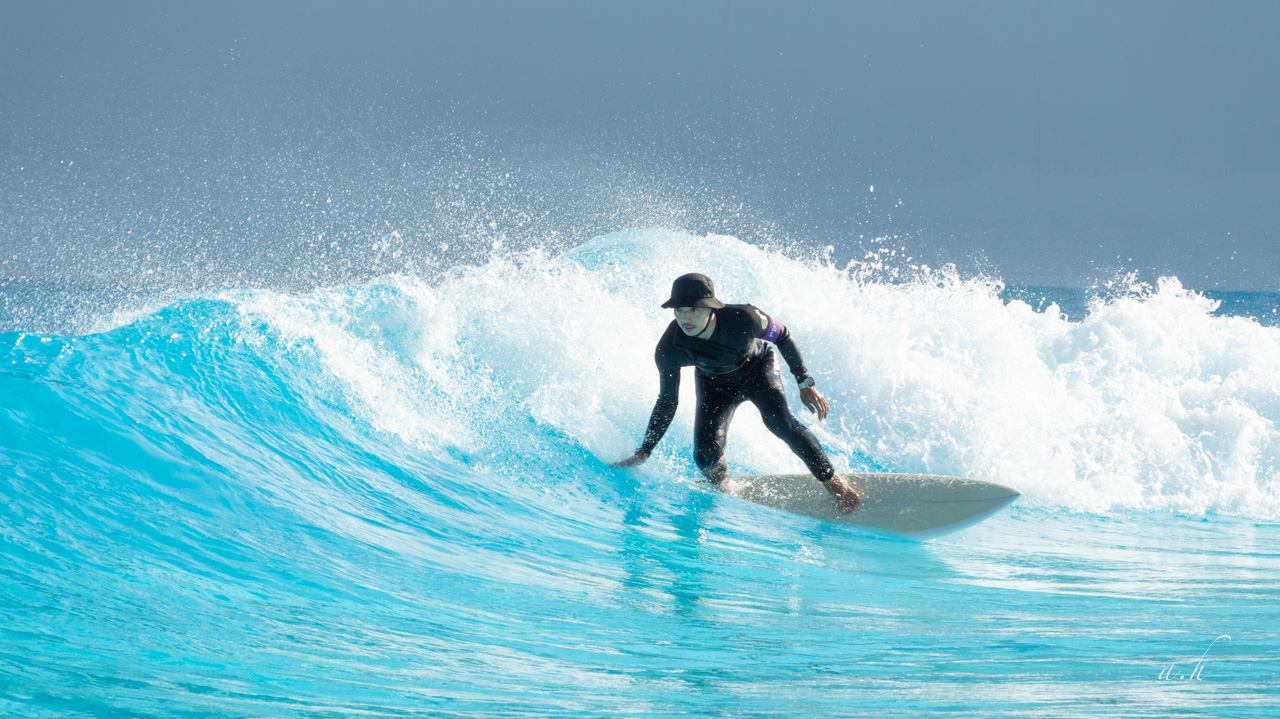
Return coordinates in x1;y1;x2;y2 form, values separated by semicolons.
238;228;1280;519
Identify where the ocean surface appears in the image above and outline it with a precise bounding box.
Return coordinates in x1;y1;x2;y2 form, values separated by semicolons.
3;229;1278;717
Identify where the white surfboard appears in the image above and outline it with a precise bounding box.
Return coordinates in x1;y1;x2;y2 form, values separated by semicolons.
723;473;1020;539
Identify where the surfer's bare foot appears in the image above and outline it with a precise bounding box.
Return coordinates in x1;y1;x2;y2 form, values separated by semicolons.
824;475;861;514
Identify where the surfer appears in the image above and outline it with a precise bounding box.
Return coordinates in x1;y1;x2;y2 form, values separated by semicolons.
612;273;861;513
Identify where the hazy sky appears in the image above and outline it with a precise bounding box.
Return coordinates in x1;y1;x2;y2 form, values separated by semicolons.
3;0;1278;290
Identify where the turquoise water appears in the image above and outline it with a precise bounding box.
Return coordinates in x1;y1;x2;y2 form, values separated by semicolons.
3;230;1279;717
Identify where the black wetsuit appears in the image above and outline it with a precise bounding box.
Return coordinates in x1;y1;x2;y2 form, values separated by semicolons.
637;304;836;484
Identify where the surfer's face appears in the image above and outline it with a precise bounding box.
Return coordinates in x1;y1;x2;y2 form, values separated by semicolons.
675;307;713;336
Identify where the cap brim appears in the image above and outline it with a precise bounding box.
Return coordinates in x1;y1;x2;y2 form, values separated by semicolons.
661;297;725;309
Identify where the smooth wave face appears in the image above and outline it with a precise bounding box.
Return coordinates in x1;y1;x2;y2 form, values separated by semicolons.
3;229;1279;716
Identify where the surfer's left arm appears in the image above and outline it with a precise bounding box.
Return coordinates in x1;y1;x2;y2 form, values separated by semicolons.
755;308;830;421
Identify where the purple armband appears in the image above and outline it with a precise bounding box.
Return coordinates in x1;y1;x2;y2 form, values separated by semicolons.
762;317;781;343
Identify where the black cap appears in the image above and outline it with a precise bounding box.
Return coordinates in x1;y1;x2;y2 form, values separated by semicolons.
661;273;725;309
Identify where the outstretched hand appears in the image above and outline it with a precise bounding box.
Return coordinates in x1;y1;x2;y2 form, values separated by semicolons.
800;387;829;421
610;451;650;469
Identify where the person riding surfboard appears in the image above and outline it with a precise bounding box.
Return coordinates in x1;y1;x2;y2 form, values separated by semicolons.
612;273;862;513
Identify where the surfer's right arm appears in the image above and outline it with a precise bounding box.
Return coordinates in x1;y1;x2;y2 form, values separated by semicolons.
611;339;682;468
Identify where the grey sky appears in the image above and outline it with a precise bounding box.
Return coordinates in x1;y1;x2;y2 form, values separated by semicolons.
3;0;1278;291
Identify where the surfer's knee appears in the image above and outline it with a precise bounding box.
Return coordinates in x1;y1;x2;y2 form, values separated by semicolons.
693;418;729;465
693;434;729;482
760;413;790;437
697;458;729;485
693;441;723;472
761;407;805;440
